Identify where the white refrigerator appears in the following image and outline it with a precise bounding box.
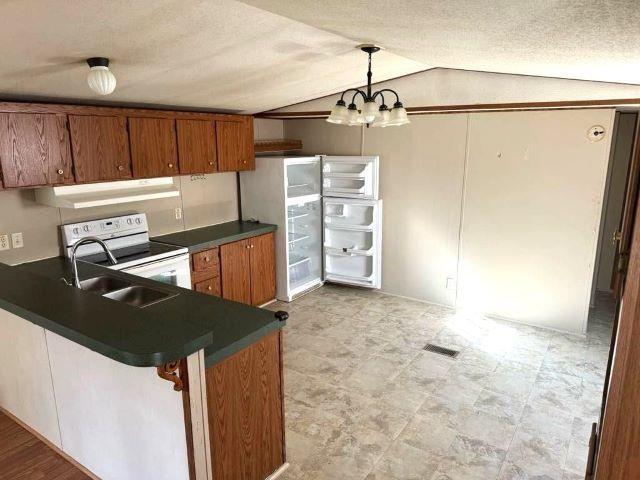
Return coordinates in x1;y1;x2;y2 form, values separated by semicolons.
241;155;382;302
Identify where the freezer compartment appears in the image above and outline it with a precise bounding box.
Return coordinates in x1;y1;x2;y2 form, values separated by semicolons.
287;159;321;198
322;156;379;199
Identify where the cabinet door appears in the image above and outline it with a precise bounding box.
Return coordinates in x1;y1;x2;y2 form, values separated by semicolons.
216;118;254;172
249;233;276;306
68;115;132;182
128;117;178;178
206;331;284;480
220;239;252;304
0;113;74;187
177;119;217;174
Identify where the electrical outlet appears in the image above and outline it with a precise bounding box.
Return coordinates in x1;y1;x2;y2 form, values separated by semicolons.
11;232;23;249
0;234;10;251
175;207;182;220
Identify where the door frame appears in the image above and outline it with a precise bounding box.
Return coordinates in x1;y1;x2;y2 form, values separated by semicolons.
593;111;640;479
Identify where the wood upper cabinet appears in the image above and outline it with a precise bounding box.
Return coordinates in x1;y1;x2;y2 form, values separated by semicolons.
220;239;252;304
216;118;255;172
220;233;276;306
68;115;132;182
128;117;178;178
0;113;74;187
206;331;285;480
249;233;276;306
176;119;217;174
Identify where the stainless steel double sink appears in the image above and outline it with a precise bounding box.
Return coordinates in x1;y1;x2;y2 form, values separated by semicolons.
79;275;178;308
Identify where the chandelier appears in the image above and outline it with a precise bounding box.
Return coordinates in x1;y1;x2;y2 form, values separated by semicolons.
327;45;410;127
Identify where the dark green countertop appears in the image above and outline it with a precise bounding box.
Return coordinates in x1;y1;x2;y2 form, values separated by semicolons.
2;258;285;368
152;220;277;253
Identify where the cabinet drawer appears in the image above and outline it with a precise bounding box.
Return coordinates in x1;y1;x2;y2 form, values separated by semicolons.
192;248;219;272
194;277;221;296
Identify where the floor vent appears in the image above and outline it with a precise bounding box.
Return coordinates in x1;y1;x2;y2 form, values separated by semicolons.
423;343;460;358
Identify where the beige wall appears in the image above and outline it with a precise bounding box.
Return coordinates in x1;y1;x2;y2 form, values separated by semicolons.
284;109;616;333
594;112;636;291
458;109;614;334
0;173;238;265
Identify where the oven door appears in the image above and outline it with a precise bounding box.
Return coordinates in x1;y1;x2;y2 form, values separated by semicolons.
121;254;192;289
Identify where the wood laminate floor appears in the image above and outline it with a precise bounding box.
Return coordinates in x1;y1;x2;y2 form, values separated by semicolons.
0;411;90;480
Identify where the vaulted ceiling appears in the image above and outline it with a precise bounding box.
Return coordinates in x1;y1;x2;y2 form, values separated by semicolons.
1;0;638;114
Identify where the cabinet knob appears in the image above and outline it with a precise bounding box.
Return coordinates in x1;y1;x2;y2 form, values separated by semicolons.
168;163;174;169
242;160;247;164
204;257;210;262
208;161;214;166
207;285;212;291
57;169;64;175
117;165;124;171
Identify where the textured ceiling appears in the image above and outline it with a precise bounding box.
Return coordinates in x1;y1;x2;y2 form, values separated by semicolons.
0;0;426;113
1;0;639;114
242;0;640;86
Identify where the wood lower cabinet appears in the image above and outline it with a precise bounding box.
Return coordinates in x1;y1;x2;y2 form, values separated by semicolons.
249;233;276;306
220;233;276;306
128;117;179;178
190;247;221;296
68;115;132;182
205;330;285;480
216;118;254;172
0;113;74;187
177;119;217;174
220;239;252;304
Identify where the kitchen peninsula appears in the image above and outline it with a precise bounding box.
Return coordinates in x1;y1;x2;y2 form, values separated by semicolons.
0;246;287;480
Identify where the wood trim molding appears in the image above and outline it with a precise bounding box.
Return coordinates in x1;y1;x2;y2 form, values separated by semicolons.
156;361;185;391
0;101;249;122
256;98;640;119
0;406;102;480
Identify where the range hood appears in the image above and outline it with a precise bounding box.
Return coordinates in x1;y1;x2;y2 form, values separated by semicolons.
35;177;180;209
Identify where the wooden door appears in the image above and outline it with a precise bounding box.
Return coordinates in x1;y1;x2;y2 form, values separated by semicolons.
206;331;285;480
176;119;217;174
594;168;640;479
249;233;276;306
68;115;132;182
220;239;251;304
128;117;178;178
216;118;254;172
0;113;74;187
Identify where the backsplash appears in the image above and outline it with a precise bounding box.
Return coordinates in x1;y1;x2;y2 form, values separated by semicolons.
0;173;238;265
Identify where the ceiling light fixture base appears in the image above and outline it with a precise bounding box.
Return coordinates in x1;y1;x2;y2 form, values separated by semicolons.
357;44;381;55
86;57;110;68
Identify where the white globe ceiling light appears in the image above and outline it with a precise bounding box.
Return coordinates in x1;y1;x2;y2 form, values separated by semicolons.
326;45;410;128
86;57;116;95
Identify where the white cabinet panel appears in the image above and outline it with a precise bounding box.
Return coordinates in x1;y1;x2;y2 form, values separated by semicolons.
46;331;190;480
0;308;61;447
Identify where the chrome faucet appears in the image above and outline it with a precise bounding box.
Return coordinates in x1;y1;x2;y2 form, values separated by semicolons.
70;237;117;288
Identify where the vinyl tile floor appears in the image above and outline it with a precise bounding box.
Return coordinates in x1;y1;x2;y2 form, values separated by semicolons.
267;286;614;480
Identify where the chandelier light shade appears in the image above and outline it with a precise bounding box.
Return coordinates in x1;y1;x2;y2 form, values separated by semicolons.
86;57;117;95
326;45;410;128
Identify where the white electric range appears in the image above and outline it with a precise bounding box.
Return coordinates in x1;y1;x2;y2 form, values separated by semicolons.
61;213;191;289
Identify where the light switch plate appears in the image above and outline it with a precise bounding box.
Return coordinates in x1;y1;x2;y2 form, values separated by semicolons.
175;207;182;220
11;232;23;249
0;234;10;251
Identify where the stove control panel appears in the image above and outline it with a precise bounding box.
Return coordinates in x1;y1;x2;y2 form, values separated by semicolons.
61;213;149;248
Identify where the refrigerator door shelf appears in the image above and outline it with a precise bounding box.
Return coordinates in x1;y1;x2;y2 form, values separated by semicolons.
324;272;377;288
324;246;374;256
